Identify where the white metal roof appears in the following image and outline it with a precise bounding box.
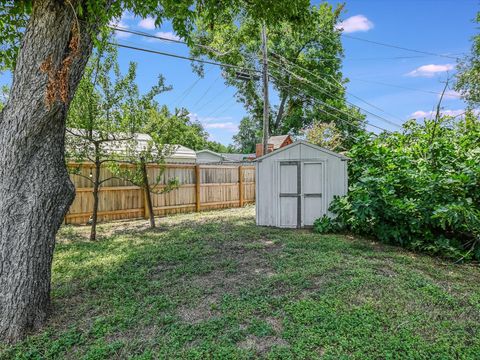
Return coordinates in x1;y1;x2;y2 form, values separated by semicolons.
66;129;196;161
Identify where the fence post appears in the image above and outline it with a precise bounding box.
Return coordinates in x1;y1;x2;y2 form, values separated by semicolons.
195;165;201;212
238;165;244;207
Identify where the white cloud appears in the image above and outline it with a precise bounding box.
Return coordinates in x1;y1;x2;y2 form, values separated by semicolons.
138;17;156;30
410;109;476;119
109;16;131;39
441;89;462;100
204;122;238;132
155;31;181;41
188;113;238;132
146;31;182;43
406;64;455;77
336;15;374;33
411;110;430;118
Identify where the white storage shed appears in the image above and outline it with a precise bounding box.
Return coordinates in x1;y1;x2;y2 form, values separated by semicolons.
255;140;349;228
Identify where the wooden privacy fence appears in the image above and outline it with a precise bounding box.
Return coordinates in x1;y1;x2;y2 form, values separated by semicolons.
65;163;256;224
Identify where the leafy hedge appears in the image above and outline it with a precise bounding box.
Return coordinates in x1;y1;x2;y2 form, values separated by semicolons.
315;114;480;260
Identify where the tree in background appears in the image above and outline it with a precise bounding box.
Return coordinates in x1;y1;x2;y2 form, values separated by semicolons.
0;0;311;342
190;3;365;148
233;116;261;153
155;107;235;153
305;122;343;152
456;11;480;108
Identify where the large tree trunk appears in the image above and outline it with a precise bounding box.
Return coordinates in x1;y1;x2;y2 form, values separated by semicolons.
0;0;93;343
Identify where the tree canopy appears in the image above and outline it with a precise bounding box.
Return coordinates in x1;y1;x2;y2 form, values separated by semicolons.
0;0;311;72
455;11;480;108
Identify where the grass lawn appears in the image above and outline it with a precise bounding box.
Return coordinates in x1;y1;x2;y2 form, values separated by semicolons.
1;206;479;359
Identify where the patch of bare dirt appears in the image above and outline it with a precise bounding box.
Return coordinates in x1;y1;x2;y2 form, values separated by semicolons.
375;264;397;278
237;335;289;353
177;294;220;324
265;316;283;334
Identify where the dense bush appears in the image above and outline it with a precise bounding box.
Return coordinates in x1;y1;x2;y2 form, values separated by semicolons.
320;114;480;260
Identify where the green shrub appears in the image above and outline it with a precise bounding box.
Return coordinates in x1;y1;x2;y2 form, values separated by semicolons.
313;215;334;234
324;113;480;260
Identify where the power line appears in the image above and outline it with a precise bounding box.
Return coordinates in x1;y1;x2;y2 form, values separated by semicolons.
268;57;402;129
110;39;389;135
195;87;230;113
191;75;221;107
112;42;261;75
205;96;236;118
111;26;232;56
269;71;391;133
347;77;463;98
270;51;405;124
342;34;461;61
277;77;388;136
172;76;203;109
113;26;444;65
269;53;403;126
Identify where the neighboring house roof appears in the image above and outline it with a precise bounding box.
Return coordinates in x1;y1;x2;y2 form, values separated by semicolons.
66;129;197;162
255;140;350;162
196;150;254;163
268;135;292;149
221;153;247;162
196;149;224;158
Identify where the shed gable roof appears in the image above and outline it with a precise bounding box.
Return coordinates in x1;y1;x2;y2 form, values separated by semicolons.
255;140;349;161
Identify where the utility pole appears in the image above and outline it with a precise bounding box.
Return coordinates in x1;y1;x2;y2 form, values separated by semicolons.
261;23;269;156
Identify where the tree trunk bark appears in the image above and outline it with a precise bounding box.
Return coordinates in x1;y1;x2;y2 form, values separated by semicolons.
0;0;93;343
142;161;156;228
90;155;101;241
273;94;288;133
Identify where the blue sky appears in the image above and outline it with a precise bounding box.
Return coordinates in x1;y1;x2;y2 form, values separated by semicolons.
1;1;477;145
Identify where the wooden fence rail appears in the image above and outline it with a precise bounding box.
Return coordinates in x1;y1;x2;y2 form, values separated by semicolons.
65;163;256;224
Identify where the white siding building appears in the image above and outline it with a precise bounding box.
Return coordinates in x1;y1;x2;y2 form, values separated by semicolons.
255;141;348;228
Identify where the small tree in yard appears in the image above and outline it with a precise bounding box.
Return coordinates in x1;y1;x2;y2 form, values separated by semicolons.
109;106;181;229
66;45;170;240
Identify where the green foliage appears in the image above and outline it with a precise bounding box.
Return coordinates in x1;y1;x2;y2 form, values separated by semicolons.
455;11;480;108
233;116;261;153
326;113;480;260
66;44;169;164
0;1;30;71
312;215;335;234
0;0;311;71
306;121;344;151
0;85;9;111
205;141;236;153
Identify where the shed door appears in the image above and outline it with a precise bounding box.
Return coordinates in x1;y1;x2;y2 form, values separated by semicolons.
302;162;324;226
279;161;300;228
